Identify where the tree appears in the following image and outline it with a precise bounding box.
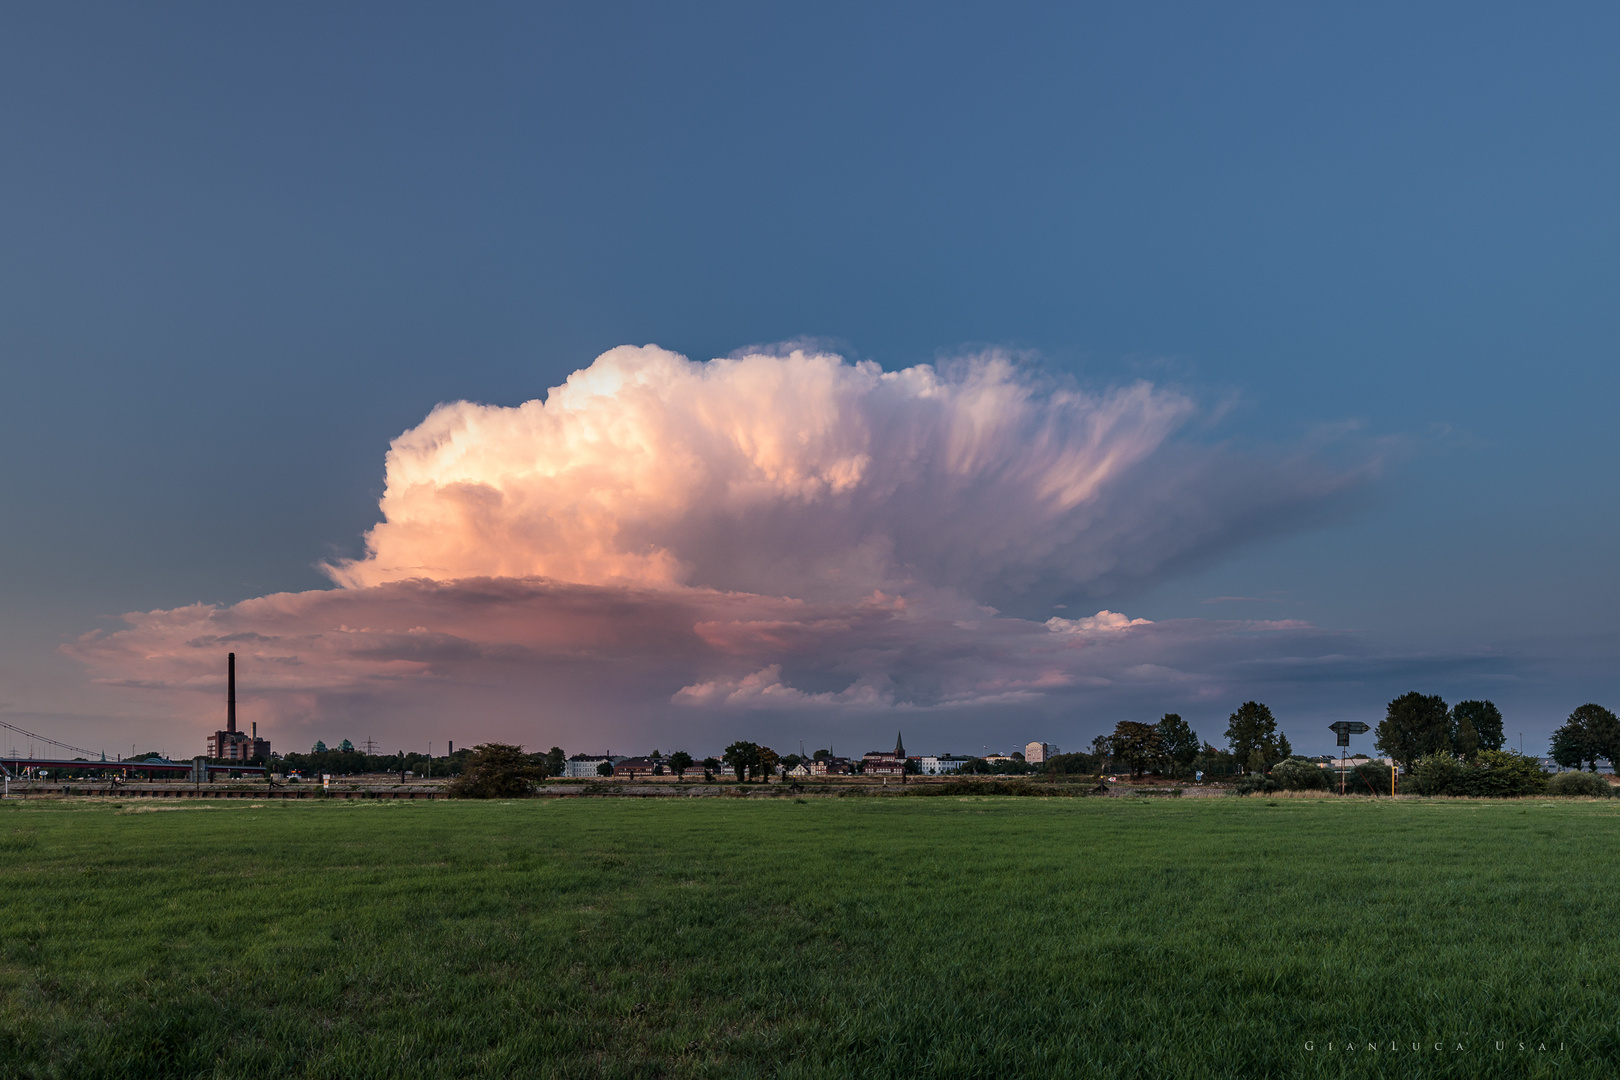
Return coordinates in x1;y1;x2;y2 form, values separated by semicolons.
1551;704;1620;772
1107;721;1163;778
1042;752;1097;775
1156;714;1200;778
1451;709;1481;758
1374;692;1452;769
596;761;614;777
447;743;545;798
1451;700;1504;752
668;751;694;780
1225;702;1284;774
701;756;720;777
757;746;780;782
812;748;831;761
1089;734;1112;771
544;747;566;777
723;741;761;783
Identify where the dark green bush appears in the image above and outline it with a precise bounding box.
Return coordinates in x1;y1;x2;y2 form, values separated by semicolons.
1351;759;1397;795
445;743;544;798
1269;757;1329;791
1406;753;1464;795
1406;750;1547;797
1232;775;1278;795
1041;752;1100;775
1546;770;1613;797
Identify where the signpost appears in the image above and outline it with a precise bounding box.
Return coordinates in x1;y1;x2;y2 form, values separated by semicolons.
1328;722;1371;796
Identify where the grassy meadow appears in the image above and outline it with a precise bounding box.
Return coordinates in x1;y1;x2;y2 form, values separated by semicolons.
0;793;1615;1079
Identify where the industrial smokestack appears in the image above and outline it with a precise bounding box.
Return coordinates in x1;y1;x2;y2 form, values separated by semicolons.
227;652;236;734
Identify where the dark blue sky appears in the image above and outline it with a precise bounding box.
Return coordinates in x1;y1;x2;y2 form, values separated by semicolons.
3;2;1616;755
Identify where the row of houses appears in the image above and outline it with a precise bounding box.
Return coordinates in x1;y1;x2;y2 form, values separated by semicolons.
562;733;1061;780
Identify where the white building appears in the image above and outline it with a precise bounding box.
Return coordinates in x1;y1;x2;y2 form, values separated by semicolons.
564;756;620;778
1025;741;1061;764
1318;755;1394;769
919;755;972;775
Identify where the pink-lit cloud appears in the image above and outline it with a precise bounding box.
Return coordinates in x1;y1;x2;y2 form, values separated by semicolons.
65;345;1392;751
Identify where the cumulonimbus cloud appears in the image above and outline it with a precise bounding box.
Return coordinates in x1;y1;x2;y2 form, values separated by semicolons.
323;345;1354;608
66;345;1388;746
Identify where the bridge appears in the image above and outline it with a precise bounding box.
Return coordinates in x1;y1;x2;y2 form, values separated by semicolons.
0;717;264;781
1;756;266;779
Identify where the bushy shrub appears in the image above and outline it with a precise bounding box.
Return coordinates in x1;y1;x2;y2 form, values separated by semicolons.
1352;759;1397;795
446;743;544;798
1270;757;1329;791
1406;753;1465;796
1406;750;1547;797
1454;750;1548;797
1041;752;1099;775
1547;770;1613;797
1232;774;1278;795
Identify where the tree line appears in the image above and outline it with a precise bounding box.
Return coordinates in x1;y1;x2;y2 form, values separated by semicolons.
279;693;1618;799
1085;702;1290;779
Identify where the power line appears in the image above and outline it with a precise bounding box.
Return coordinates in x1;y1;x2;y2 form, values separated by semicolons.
0;718;98;758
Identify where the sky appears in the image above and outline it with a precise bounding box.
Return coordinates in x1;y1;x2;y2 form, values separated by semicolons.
2;2;1616;762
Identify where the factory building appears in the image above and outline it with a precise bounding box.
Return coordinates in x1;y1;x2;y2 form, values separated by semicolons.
206;653;271;762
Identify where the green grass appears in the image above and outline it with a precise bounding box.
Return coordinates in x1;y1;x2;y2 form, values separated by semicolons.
0;795;1615;1078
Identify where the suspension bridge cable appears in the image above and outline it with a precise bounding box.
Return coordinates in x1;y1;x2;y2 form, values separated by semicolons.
0;718;98;758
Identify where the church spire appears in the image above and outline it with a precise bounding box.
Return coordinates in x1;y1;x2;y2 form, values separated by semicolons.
894;731;905;758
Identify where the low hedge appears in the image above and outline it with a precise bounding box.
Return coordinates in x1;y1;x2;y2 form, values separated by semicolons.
1546;770;1613;797
909;780;1075;797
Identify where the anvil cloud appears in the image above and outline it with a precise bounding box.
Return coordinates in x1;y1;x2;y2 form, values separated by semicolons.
68;345;1377;747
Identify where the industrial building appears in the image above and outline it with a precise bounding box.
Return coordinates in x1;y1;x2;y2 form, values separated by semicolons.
206;653;271;762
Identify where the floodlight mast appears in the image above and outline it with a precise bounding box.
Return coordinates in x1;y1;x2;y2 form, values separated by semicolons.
1328;721;1372;796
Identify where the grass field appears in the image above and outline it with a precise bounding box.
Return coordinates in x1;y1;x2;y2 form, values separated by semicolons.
0;794;1615;1079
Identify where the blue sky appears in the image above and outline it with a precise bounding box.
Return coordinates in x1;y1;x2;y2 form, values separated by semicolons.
2;2;1616;759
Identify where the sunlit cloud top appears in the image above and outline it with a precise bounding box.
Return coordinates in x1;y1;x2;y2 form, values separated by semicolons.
326;345;1205;603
